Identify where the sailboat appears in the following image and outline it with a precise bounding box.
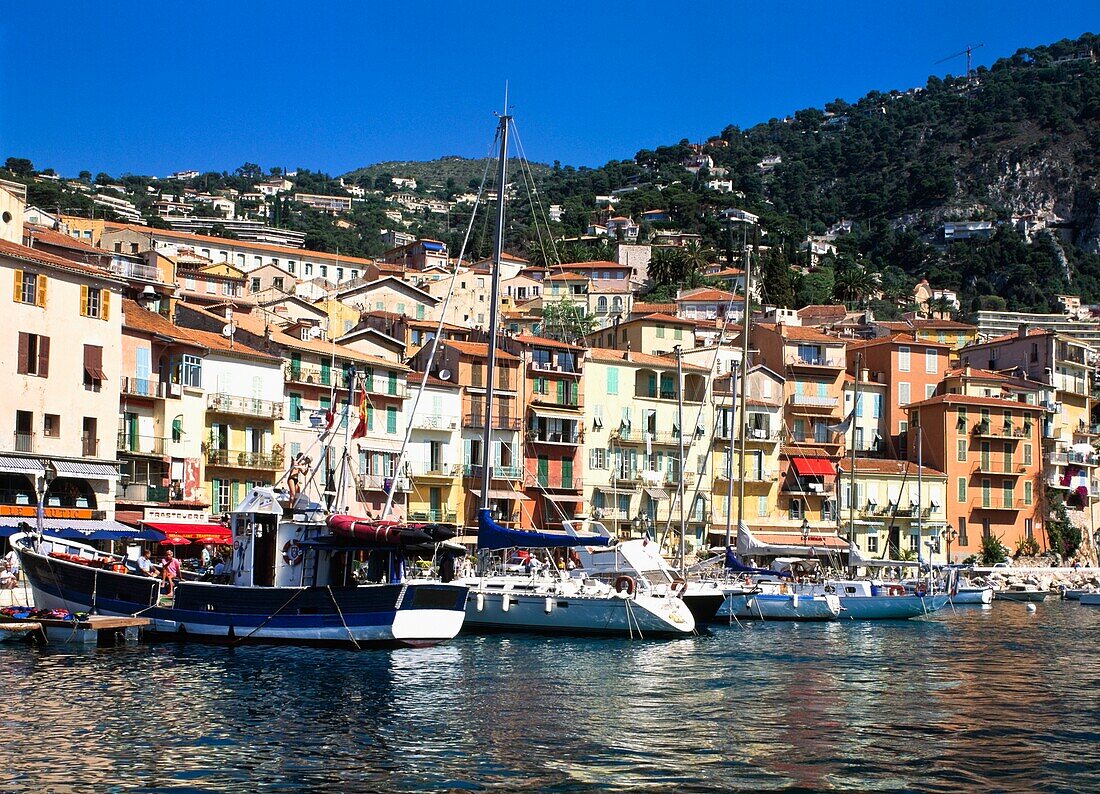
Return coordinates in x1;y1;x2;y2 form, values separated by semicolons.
13;371;470;648
455;100;695;638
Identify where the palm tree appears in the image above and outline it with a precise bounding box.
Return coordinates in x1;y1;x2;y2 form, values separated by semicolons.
648;247;688;287
833;263;881;306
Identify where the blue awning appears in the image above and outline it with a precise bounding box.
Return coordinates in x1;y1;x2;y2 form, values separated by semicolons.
421;241;444;252
0;518;165;541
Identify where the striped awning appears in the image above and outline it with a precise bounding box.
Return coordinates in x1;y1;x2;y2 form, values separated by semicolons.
0;456;44;476
643;487;670;500
51;460;119;479
530;406;582;421
469;489;532;501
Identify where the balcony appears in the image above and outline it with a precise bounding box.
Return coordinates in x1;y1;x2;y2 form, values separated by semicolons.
790;394;839;411
463;464;524;481
363;378;409;398
82;436;99;457
616;428;685;446
408;509;458;524
121;376;166;399
527;429;581;446
285;363;347;389
534;475;576;490
355;473;411;492
971;421;1027;440
529;360;581;376
208;393;284;419
110;259;161;281
786;354;845;370
405;462;462;479
206;449;285;469
13;432;34;453
745;427;783;444
410;413;459;431
463;413;522;431
116;482;174;503
970;497;1025;511
117;432;167;457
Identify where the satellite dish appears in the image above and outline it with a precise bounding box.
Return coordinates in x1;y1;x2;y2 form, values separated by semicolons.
221;324;235;337
438;369;452;380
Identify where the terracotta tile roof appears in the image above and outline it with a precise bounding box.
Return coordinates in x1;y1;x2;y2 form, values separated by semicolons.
622;312;695;326
408;372;459;388
847;333;951;350
544;271;589;281
557;260;628;269
25;224;107;256
967;328;1057;347
104;222;375;266
677;288;741;302
514;334;582;351
838;459;946;478
904;394;1046;411
176;326;280;362
586;347;709;372
588;279;633;293
229;308;407;368
0;237;114;279
711;267;744;277
797;304;847;320
632;302;677;315
122;299;204;347
876;319;977;332
755;322;843;343
942;366;1025;382
442;339;520;361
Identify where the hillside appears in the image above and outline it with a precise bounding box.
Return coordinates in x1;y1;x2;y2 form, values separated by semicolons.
3;33;1099;315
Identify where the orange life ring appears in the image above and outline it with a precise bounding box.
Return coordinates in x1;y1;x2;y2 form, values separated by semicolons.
888;585;905;597
282;539;303;566
614;575;636;596
111;563;128;574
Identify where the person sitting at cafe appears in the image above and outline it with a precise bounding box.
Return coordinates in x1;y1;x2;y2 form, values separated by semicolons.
160;549;181;596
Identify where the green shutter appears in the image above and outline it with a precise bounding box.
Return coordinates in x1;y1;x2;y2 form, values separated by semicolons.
231;481;241;508
367;405;374;431
607;367;618;395
387;406;397;433
648;373;657;398
290;352;301;379
289;394;302;422
561;458;573;488
556;380;565;405
537;456;549;486
388;371;397;395
320;359;331;386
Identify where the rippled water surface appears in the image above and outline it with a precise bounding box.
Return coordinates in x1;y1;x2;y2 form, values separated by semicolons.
3;602;1100;791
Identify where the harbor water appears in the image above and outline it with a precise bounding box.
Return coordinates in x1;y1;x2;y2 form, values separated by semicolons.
3;601;1100;791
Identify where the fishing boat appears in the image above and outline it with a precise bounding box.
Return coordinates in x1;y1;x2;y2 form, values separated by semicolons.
952;577;994;605
13;484;468;647
994;584;1050;603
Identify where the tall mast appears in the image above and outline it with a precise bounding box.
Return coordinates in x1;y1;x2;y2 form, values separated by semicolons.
735;233;754;534
676;345;686;574
724;360;737;548
480;95;511;511
339;370;357;514
848;352;860;577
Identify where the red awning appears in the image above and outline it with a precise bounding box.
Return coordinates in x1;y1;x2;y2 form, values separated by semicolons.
755;532;848;550
791;457;836;477
143;522;231;542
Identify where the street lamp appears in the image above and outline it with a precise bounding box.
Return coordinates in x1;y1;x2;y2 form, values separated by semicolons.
944;524;958;565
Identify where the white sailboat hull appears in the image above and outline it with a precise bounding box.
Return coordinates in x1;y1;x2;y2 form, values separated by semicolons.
461;583;694;636
720;592;841;621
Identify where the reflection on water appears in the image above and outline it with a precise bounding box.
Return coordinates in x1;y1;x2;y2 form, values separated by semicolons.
3;603;1100;791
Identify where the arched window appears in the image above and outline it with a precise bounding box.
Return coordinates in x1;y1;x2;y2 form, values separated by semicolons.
597;296;608;313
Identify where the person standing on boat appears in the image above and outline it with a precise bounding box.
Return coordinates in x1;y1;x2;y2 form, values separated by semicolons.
160;549;181;597
200;544;213;569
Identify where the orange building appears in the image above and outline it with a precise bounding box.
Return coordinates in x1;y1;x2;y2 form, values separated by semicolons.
907;394;1045;561
508;335;584;528
846;334;952;458
754;322;848;536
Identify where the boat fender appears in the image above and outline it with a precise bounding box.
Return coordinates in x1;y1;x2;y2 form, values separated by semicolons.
888;585;905;597
501;594;510;612
282;539;303;566
614;575;636;596
476;593;484;612
544;597;553;614
792;593;800;608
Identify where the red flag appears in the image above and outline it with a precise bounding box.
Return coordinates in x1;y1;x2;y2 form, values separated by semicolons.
324;407;336;430
351;393;368;440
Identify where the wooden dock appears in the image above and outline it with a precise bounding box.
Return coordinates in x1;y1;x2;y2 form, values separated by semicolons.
0;615;150;645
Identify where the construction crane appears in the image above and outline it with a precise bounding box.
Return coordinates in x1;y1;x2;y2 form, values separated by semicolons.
936;43;985;81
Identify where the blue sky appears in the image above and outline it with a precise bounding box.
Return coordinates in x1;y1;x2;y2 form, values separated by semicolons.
0;2;1093;177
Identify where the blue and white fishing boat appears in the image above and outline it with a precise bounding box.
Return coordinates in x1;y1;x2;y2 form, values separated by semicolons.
13;485;469;647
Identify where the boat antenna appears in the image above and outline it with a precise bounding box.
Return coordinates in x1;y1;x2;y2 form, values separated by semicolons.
480;88;511;511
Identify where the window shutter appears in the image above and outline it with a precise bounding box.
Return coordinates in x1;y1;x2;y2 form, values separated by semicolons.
17;332;29;374
13;269;22;300
37;336;50;378
79;284;89;316
102;291;110;321
37;275;47;307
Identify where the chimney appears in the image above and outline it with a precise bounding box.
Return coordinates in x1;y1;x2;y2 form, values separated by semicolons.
1018;323;1028;339
625;341;632;362
965;365;971;377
